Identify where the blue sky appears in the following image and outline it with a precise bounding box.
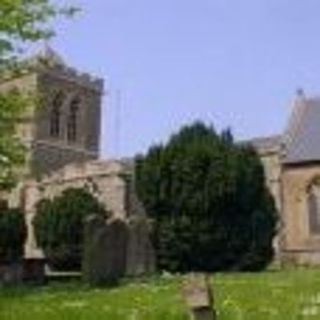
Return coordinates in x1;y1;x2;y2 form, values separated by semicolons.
50;0;320;158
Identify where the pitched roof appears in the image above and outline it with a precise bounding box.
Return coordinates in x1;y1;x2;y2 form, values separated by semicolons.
283;95;320;164
245;135;282;155
239;92;320;164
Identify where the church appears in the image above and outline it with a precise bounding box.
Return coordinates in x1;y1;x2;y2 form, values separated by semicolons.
0;47;147;263
248;90;320;266
1;47;320;266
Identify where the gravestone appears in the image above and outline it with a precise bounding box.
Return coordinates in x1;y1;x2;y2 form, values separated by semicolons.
23;258;46;285
182;273;216;320
82;215;128;285
0;261;24;287
126;216;155;276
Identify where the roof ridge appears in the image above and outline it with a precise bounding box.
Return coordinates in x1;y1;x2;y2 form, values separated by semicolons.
283;97;308;150
283;97;320;163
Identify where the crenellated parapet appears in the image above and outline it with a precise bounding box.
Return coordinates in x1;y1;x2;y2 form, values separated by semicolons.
0;46;103;92
30;46;104;93
0;46;104;178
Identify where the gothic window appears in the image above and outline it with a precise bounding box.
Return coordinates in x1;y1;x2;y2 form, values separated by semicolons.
67;97;80;142
308;182;320;234
50;92;64;138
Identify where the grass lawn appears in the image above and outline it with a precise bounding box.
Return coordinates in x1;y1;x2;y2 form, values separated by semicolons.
1;269;320;319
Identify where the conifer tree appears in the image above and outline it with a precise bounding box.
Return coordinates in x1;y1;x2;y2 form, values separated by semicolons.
135;121;277;271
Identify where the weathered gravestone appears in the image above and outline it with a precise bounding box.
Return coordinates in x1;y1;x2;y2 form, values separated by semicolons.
0;261;24;287
82;215;128;285
126;216;155;276
182;273;216;320
0;258;46;287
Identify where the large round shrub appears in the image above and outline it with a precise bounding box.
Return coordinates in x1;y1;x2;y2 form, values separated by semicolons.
33;188;108;271
0;202;27;263
135;122;278;272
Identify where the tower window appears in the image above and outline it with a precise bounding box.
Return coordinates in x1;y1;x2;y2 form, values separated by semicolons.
67;97;80;142
50;92;64;138
308;182;320;234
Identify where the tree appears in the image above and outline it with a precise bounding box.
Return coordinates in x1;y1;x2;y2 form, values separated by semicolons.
0;1;77;62
135;121;277;272
33;187;109;271
0;1;76;190
0;201;27;262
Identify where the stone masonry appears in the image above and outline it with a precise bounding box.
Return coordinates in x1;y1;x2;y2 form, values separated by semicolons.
247;90;320;266
0;46;103;178
0;48;155;274
4;46;320;268
17;160;135;258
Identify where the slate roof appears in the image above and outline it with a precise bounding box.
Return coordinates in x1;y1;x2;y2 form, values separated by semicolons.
246;135;282;155
244;92;320;164
283;97;320;164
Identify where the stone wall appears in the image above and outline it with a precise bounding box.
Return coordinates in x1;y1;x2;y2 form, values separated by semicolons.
35;70;102;152
30;142;97;178
281;164;320;265
30;65;102;177
259;151;282;212
249;135;283;213
0;49;103;179
253;140;283;260
17;160;143;259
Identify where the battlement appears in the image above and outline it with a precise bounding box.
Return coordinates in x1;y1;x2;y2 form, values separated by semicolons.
0;46;104;92
37;64;104;92
32;46;104;92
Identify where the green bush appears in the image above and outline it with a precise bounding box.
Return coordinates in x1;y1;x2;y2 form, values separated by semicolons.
135;122;278;272
0;202;27;263
33;188;108;271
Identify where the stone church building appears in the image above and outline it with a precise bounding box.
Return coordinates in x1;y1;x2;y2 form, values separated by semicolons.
248;90;320;266
1;47;320;266
0;47;151;269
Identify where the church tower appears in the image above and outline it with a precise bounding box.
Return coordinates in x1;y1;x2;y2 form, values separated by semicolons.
0;47;104;178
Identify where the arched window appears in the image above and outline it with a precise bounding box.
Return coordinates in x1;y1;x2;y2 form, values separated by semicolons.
67;97;80;142
50;92;64;138
308;182;320;234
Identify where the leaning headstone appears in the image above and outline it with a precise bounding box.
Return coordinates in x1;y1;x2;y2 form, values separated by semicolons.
126;215;155;276
82;215;128;285
106;219;129;281
182;273;216;320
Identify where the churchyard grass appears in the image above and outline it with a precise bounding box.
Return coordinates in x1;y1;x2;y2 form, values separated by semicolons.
1;269;320;320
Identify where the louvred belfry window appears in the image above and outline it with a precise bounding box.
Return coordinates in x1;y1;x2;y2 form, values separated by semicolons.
67;97;80;142
50;92;64;138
